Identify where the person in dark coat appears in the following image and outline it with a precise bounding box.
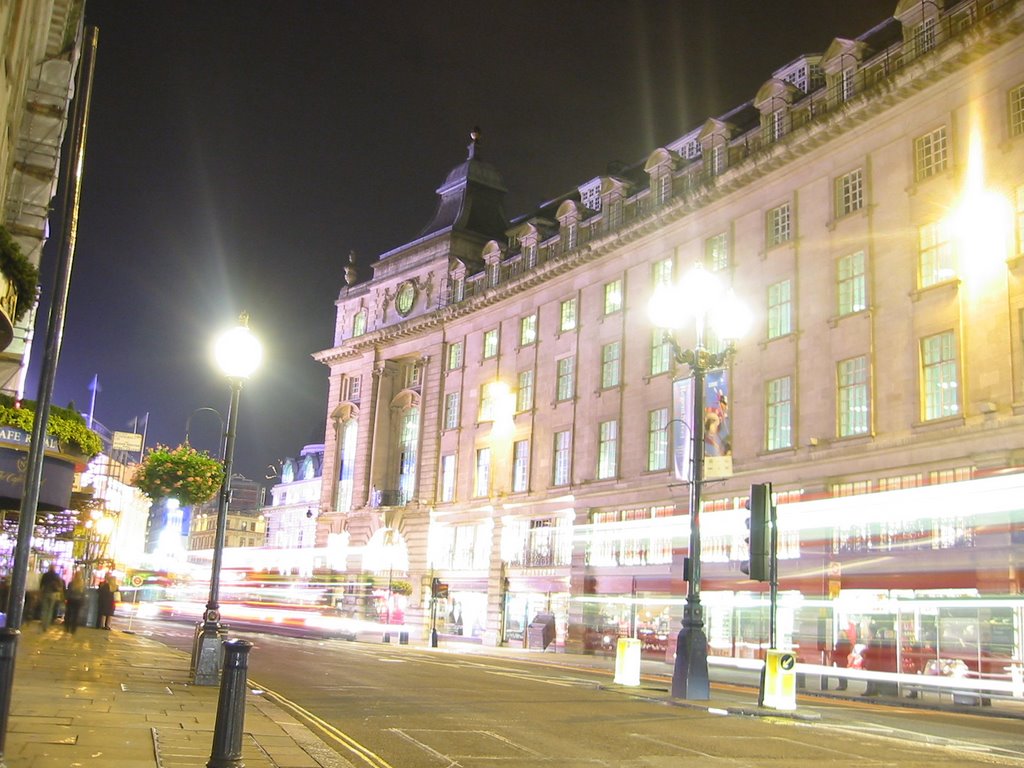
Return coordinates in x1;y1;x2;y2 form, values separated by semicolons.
97;573;117;629
39;565;64;631
64;571;86;633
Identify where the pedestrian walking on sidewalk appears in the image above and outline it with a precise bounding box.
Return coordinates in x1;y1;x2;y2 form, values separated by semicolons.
97;573;118;629
39;565;64;631
65;570;86;633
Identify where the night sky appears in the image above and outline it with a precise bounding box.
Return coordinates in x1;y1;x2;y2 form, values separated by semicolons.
31;1;897;482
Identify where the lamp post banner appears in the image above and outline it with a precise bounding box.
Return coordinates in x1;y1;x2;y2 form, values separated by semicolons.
671;377;693;483
702;369;731;478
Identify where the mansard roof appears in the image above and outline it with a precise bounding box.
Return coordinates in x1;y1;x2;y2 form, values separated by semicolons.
417;129;509;241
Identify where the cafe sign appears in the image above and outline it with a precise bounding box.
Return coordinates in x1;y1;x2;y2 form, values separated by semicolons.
0;427;79;511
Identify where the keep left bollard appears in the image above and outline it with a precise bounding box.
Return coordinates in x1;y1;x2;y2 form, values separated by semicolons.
207;639;253;768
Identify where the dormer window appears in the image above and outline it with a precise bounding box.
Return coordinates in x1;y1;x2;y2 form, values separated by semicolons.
656;172;672;205
769;110;787;142
697;119;733;178
579;179;602;212
896;0;942;60
566;221;578;250
524;241;538;268
914;16;937;56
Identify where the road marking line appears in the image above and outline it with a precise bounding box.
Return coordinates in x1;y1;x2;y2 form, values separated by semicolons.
255;682;395;768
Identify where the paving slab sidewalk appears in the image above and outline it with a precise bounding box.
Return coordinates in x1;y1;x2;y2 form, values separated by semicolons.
3;625;355;768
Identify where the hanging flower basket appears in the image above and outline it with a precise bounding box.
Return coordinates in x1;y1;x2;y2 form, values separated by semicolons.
132;443;225;506
0;394;102;458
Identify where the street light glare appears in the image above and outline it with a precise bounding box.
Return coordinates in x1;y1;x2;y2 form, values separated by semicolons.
712;290;753;342
679;264;723;319
213;321;263;379
647;283;686;329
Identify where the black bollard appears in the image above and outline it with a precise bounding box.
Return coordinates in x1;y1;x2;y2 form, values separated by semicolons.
207;639;253;768
430;628;438;648
0;629;21;768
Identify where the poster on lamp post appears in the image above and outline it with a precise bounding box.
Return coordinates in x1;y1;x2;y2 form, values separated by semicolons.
672;370;732;483
671;378;693;482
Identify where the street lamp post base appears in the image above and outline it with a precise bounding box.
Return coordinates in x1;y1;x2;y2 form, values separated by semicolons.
672;608;710;700
192;622;226;686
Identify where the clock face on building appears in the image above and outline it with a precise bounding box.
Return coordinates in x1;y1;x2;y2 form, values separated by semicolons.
396;280;416;316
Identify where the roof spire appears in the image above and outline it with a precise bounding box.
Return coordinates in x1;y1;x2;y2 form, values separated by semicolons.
468;125;481;159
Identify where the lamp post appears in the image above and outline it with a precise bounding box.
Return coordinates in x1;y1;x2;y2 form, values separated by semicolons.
185;407;226;453
193;313;262;686
648;264;750;700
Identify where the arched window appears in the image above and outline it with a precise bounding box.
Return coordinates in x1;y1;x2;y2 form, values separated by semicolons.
338;418;357;512
398;405;419;504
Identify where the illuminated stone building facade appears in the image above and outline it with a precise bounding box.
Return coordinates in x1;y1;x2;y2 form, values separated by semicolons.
316;1;1024;661
0;0;84;388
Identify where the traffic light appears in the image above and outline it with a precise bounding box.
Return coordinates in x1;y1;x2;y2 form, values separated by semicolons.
741;482;771;582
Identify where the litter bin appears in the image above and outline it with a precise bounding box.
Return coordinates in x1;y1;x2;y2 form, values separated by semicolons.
613;638;641;686
762;649;797;710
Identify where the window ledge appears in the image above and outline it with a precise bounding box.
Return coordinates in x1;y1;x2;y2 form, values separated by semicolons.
757;446;799;459
911;414;965;432
827;308;870;328
826;205;870;231
758;331;797;350
910;277;959;302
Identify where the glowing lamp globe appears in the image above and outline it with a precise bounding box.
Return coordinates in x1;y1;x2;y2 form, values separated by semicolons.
213;317;263;379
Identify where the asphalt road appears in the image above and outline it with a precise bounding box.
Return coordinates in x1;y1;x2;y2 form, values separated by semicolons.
143;618;1024;768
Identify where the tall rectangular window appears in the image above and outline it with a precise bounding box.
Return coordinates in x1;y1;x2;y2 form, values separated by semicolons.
519;314;537;346
559;298;577;331
483;328;499;358
766;376;793;451
474;448;491;497
767;202;791;247
706;232;729;271
767;279;792;339
352;309;367;337
604;279;623;314
447;341;464;371
914;127;948;181
478;382;497;422
838;356;869;437
553;430;572;486
341;374;361;402
443;391;461;430
648;407;669;471
1011;84;1024;138
516;370;534;412
597;420;618;480
922;331;959;420
914;17;936;55
556;356;575;401
439;454;456;502
652;257;674;287
837;251;866;315
601;341;621;389
918;219;954;288
836;168;863;217
650;329;671;376
512;440;530;493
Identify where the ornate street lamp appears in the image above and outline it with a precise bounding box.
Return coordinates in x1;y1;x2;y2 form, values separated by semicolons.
193;313;262;686
648;264;750;700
